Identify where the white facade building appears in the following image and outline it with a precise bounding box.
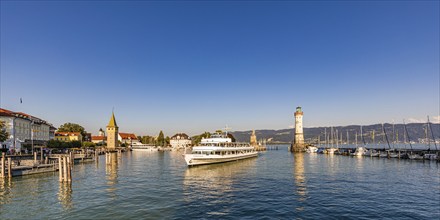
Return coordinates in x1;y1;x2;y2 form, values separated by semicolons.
170;133;192;149
0;108;55;153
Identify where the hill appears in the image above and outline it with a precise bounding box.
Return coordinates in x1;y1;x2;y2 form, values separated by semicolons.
230;123;440;144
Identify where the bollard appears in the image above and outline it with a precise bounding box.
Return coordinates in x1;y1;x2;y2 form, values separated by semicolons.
1;155;5;178
63;156;68;183
7;157;12;178
70;152;74;167
67;156;71;182
34;152;37;164
59;157;63;182
45;156;48;164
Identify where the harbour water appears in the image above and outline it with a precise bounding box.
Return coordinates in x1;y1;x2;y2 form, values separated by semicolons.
1;145;439;219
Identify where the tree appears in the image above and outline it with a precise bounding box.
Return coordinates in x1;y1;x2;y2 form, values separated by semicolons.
71;141;82;148
156;130;165;146
227;133;236;142
47;139;62;148
165;136;170;146
58;123;87;139
82;141;96;148
0;121;9;143
192;132;211;145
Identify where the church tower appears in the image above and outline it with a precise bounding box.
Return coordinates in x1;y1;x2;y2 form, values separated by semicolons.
106;112;119;149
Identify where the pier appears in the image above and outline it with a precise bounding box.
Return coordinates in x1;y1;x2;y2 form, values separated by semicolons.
0;148;125;178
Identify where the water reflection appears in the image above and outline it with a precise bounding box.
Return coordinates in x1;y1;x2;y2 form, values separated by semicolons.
106;153;119;195
58;182;72;210
183;159;257;202
293;153;307;212
0;178;12;205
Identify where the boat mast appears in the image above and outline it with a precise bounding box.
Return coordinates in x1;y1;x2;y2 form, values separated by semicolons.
336;129;339;148
392;121;395;149
360;125;366;147
428;116;438;150
403;120;413;151
331;127;334;148
382;123;391;149
355;132;358;147
347;130;349;145
425;117;430;150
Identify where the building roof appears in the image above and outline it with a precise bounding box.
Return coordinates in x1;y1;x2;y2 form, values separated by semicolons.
92;136;106;141
119;133;137;139
171;133;190;140
55;132;81;136
0;108;15;117
0;108;55;128
107;112;118;127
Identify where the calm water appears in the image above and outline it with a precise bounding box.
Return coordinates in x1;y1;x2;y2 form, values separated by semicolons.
1;145;439;219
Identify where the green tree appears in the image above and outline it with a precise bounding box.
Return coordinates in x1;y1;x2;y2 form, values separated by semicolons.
47;139;62;148
192;132;211;145
58;123;87;139
82;141;96;148
61;141;72;149
0;121;9;143
71;141;82;148
165;136;170;145
157;130;165;146
227;133;236;142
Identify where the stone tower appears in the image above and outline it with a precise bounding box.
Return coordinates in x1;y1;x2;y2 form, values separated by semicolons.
292;106;305;152
250;129;257;146
106;112;119;149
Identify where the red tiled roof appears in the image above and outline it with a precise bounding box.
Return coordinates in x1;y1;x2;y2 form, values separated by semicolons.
0;108;16;117
92;136;106;141
119;133;137;139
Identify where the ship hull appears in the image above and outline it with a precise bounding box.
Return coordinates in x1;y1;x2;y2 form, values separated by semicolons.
185;152;258;166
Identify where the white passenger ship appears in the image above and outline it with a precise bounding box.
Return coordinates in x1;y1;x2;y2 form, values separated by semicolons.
184;132;258;166
130;142;156;152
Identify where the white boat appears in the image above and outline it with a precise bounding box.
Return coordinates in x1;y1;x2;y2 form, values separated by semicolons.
184;132;258;166
379;151;389;158
325;148;337;154
408;153;424;160
364;149;379;157
424;153;438;160
130;143;156;151
351;146;367;156
306;146;318;153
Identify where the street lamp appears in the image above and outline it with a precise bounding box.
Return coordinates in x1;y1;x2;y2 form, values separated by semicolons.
31;121;34;154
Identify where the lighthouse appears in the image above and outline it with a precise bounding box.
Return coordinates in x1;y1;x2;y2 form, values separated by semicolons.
292;106;305;152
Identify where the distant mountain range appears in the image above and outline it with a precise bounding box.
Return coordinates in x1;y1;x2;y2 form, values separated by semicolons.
230;123;440;144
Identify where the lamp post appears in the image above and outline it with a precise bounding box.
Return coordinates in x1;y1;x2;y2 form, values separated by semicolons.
31;121;34;154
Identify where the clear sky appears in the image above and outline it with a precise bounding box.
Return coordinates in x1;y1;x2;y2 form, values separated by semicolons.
1;1;439;136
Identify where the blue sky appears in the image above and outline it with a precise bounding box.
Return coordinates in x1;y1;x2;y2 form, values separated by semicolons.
1;1;439;136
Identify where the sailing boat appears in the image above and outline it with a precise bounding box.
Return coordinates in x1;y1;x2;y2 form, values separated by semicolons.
379;124;394;158
365;129;379;157
326;127;337;154
404;120;422;160
352;126;368;156
424;116;438;160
